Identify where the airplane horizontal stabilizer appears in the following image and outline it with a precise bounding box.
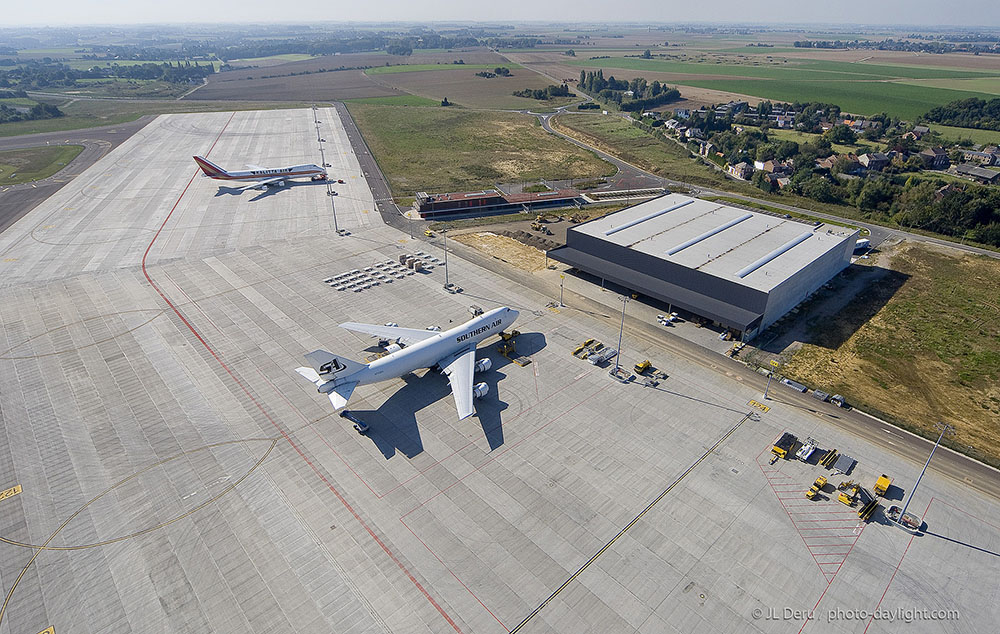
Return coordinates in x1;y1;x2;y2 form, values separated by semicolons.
328;381;358;410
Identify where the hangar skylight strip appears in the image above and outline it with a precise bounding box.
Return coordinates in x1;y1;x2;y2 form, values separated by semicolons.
604;199;693;236
665;213;753;256
735;232;813;278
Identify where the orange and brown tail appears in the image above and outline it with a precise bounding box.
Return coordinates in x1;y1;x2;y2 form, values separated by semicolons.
193;155;229;179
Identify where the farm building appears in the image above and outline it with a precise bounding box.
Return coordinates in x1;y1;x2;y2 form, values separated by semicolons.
414;189;582;219
548;194;859;340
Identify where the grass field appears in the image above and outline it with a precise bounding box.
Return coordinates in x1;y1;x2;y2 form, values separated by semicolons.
62;59;223;71
0;97;38;107
0;99;313;137
53;79;192;99
371;68;580;109
347;104;614;195
756;126;874;155
366;63;522;75
783;243;1000;467
930;124;1000;146
0;145;83;184
673;78;993;120
552;113;755;190
343;95;441;106
227;54;315;65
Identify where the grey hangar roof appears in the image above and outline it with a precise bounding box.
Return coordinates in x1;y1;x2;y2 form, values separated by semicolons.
567;194;854;292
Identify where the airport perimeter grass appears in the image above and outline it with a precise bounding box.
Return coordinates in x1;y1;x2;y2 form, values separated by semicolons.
347;104;614;195
0;99;314;137
0;145;83;184
783;243;1000;467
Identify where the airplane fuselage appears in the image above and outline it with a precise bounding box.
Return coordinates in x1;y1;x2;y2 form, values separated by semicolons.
336;307;518;388
213;164;326;182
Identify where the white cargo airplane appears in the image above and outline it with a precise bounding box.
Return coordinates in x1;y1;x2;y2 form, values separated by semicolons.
193;155;333;191
296;307;519;420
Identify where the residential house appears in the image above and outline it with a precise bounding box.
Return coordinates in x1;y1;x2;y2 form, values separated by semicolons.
919;146;950;170
955;164;1000;184
753;159;791;174
698;141;714;157
858;152;890;171
674;108;691;119
935;183;965;200
962;149;998;165
664;119;682;130
727;162;754;180
684;127;703;139
912;125;930;138
816;153;860;173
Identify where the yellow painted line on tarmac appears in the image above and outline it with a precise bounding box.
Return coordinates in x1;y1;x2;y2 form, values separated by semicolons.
748;399;770;413
2;258;17;262
0;485;22;502
548;307;560;314
37;626;54;634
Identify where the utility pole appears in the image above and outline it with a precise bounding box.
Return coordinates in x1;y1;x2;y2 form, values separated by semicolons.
559;274;565;307
896;422;954;529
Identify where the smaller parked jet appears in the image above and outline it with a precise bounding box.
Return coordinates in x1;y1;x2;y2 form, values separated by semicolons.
193;155;335;191
296;307;519;420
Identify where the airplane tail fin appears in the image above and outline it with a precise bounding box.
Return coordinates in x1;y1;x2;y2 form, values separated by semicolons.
193;155;230;178
303;349;367;379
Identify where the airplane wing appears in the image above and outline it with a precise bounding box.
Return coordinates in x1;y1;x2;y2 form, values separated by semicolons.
438;344;477;420
237;177;284;191
339;322;439;346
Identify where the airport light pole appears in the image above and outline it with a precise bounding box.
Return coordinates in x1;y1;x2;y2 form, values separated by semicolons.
442;230;449;288
896;422;953;529
763;359;779;399
559;274;565;307
612;294;631;375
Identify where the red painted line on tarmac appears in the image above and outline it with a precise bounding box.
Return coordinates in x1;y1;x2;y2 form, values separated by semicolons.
141;112;464;634
862;498;933;634
401;515;510;633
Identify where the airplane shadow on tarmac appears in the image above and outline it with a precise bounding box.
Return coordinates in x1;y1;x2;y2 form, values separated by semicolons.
353;332;546;459
213;180;330;200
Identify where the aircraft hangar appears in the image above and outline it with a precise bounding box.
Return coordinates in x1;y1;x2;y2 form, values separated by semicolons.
548;193;859;340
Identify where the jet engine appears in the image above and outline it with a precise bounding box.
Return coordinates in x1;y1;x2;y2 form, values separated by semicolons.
473;382;489;399
384;343;402;355
474;358;492;373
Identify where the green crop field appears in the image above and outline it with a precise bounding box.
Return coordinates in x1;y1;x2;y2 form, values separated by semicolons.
569;56;1000;81
930;124;1000;146
344;95;441;106
896;77;1000;95
346;104;614;195
0;145;83;184
366;63;523;75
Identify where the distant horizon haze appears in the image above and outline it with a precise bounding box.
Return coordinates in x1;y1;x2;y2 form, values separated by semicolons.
3;2;1000;29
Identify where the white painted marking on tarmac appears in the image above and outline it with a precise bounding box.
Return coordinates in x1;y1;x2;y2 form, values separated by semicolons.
574;372;587;380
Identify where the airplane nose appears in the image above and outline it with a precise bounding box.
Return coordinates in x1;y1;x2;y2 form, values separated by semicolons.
508;308;520;321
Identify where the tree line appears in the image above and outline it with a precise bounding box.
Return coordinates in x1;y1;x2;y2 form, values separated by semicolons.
0;61;213;89
0;102;63;124
578;70;680;112
923;97;1000;131
512;84;572;100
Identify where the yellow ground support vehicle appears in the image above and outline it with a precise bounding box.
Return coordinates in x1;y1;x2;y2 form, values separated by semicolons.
424;230;434;237
805;476;828;500
874;474;892;496
634;359;652;374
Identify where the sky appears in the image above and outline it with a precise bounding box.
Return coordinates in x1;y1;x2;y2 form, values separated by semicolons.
5;0;1000;28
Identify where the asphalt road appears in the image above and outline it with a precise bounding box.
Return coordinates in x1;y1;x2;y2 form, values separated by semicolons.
335;101;1000;502
0;116;155;235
